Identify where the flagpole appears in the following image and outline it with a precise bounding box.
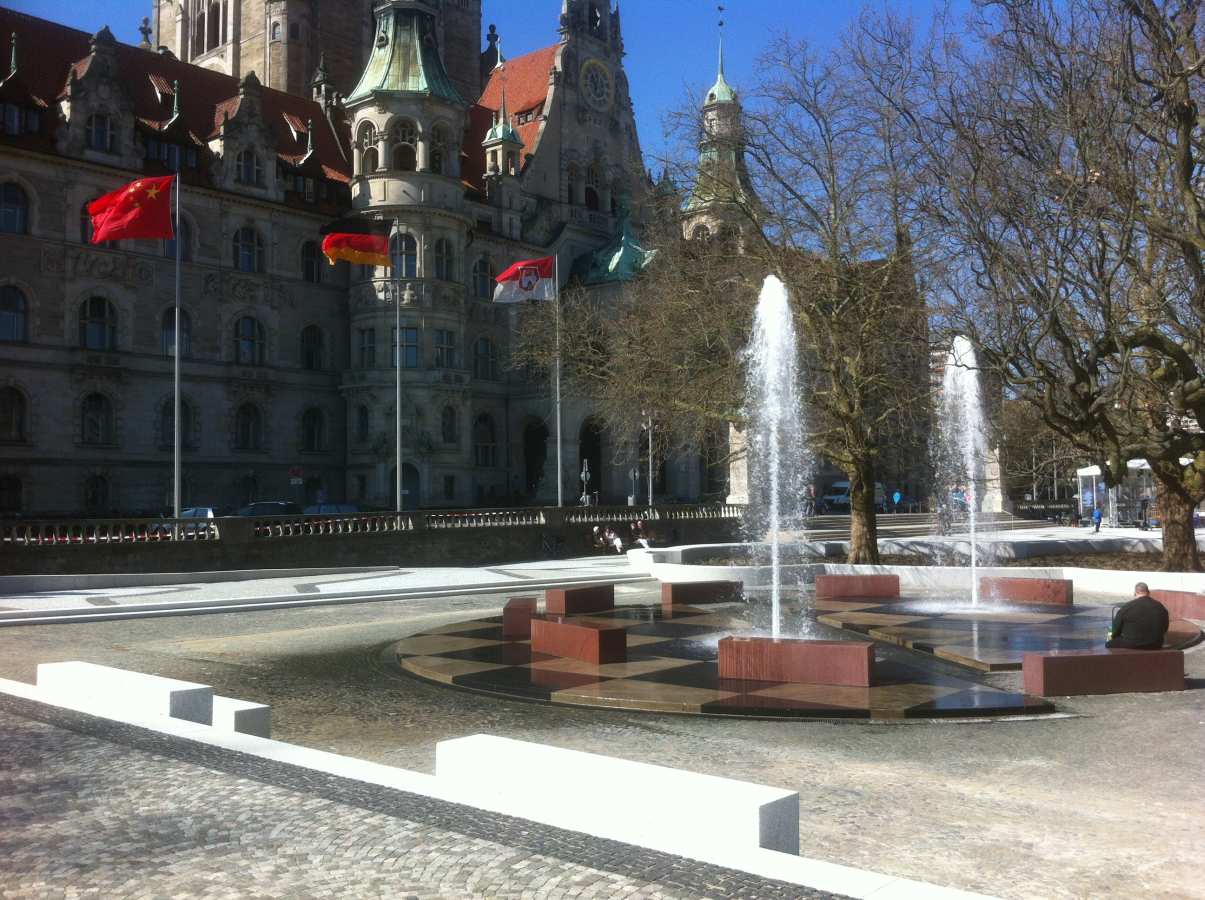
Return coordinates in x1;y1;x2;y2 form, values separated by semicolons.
173;173;182;524
394;220;403;516
554;253;564;508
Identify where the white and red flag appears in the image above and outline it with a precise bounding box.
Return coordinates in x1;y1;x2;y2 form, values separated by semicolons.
494;255;556;303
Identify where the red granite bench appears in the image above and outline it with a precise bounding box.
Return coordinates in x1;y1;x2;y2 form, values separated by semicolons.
1151;589;1205;620
814;574;899;602
661;580;743;609
1165;619;1202;649
545;584;615;616
531;616;627;665
1021;649;1185;697
980;576;1073;606
502;597;538;640
718;636;874;687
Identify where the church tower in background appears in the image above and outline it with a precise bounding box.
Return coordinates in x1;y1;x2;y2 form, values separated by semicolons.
152;0;482;101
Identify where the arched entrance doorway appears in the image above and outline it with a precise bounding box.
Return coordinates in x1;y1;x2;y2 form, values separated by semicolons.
523;419;549;497
578;418;603;503
389;464;421;510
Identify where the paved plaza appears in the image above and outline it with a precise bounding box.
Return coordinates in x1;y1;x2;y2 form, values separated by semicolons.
0;555;1202;899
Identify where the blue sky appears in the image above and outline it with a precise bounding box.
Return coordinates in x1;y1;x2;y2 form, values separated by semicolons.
7;0;971;161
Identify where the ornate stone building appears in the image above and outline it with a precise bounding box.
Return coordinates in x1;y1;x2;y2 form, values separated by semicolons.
0;1;693;517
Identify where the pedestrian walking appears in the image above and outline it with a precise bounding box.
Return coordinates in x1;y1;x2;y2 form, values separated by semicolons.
1092;505;1103;533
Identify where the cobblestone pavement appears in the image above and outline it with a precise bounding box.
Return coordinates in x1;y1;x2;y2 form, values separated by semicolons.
0;585;1201;899
0;701;837;900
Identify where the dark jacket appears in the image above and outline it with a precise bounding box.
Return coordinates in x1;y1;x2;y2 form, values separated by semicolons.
1106;595;1169;650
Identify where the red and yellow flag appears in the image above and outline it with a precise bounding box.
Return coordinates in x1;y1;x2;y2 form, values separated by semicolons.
320;217;392;267
88;175;175;244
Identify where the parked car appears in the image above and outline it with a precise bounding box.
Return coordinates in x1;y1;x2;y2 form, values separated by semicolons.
237;501;302;517
818;481;886;513
303;504;360;515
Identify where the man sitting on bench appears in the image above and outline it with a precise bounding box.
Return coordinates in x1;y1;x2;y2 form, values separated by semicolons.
1106;582;1169;650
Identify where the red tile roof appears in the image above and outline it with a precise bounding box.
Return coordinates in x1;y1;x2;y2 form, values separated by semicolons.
0;7;351;183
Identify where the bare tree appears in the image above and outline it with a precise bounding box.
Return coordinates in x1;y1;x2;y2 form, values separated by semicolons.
929;0;1205;569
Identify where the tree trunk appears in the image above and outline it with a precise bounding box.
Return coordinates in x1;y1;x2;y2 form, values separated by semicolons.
847;462;881;564
1150;462;1202;572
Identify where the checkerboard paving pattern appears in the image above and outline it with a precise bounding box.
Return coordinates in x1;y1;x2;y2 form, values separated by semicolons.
815;599;1122;672
395;605;1056;720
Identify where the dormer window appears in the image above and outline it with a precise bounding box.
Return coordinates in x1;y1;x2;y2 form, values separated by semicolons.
235;150;264;187
86;113;115;153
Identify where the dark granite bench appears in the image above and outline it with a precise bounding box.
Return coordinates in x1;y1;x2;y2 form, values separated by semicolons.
1022;649;1185;697
980;576;1073;606
814;574;899;602
545;584;615;616
531;616;626;665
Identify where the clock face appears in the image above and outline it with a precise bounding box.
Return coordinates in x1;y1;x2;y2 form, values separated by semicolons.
581;60;613;111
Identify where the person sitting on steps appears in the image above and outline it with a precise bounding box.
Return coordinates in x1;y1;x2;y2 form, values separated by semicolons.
1105;582;1169;650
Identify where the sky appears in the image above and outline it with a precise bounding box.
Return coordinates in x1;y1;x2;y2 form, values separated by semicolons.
6;0;972;162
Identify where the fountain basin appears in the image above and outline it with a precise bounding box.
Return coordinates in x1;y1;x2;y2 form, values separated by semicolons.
718;636;874;686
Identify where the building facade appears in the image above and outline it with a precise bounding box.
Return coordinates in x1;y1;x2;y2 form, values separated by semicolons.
0;1;704;517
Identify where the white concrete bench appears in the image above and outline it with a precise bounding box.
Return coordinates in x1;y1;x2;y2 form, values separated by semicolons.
212;696;271;738
435;734;799;854
36;661;213;725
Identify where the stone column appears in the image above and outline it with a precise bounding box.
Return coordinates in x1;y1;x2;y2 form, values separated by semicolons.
726;424;749;505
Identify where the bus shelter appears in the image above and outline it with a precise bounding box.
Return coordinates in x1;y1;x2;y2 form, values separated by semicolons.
1076;461;1157;528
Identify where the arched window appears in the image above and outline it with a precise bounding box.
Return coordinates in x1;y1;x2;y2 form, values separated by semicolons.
161;307;192;357
433;238;454;281
233;226;264;273
79;297;118;351
300;324;324;370
0;387;27;442
0;182;29;234
355;404;370;443
271;21;281;41
473;337;498;380
301;408;325;451
472;256;494;299
159;397;195;450
80;393;114;445
589;3;604;34
234;316;265;365
165;216;193;261
391;120;418;172
473;413;498;467
391;233;418;278
85;113;115;152
585;165;602;211
0;286;28;343
234;403;263;450
235;150;264;186
430;124;448;175
441;405;458;444
359;122;379;174
83;474;109;514
301;241;321;284
692;225;712;241
566;164;579;205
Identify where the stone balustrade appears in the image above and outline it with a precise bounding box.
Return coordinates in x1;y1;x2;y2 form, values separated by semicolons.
1;517;219;547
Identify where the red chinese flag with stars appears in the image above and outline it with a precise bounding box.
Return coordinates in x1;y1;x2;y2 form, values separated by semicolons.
88;175;175;244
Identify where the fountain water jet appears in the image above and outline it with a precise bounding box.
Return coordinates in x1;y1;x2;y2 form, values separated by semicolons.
744;275;808;636
937;336;990;605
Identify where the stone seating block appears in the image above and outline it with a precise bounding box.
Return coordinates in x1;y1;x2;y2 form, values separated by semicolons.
212;696;272;738
531;616;627;664
502;596;538;640
435;734;799;854
1151;589;1205;620
1022;650;1185;697
718;636;874;687
545;584;615;616
36;661;213;725
980;576;1074;606
661;580;743;609
814;574;899;601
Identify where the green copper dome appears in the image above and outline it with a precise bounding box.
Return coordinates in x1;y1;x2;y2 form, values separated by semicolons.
346;2;465;106
705;39;737;106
